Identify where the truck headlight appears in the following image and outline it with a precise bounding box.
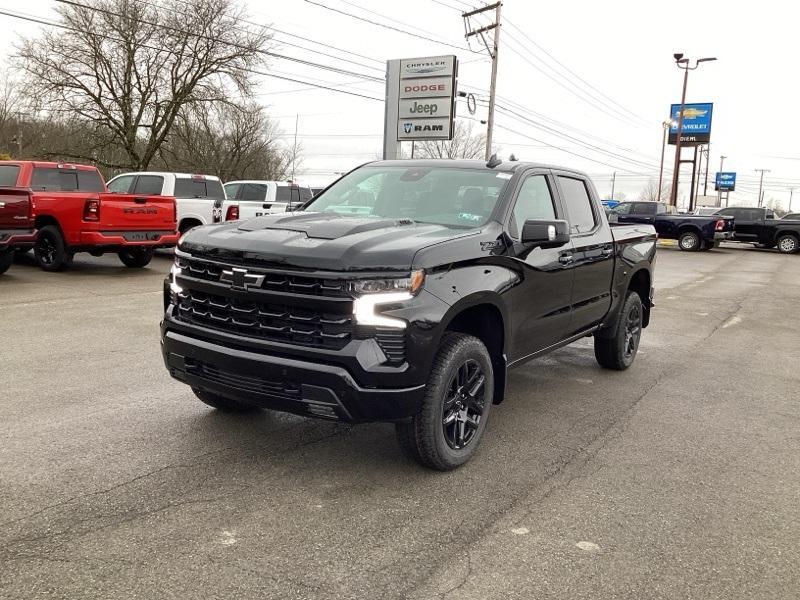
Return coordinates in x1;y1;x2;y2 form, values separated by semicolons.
351;270;424;329
169;262;183;301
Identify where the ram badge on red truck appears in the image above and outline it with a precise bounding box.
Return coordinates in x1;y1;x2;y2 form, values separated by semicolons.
0;163;37;275
0;161;179;271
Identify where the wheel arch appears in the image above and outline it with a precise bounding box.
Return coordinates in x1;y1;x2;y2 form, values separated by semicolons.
440;294;509;404
627;267;652;327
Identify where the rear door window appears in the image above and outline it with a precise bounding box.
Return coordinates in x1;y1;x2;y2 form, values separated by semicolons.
632;203;656;215
558;176;597;233
108;175;135;193
132;175;164;195
240;183;267;201
0;165;20;186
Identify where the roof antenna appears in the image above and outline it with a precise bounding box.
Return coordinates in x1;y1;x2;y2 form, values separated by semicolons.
486;153;502;168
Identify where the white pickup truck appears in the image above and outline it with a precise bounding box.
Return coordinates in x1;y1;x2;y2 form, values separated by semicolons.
222;180;314;220
107;172;235;234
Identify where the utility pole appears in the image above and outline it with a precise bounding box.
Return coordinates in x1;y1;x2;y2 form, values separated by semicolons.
611;171;616;200
463;2;502;160
754;168;770;208
695;145;704;203
789;188;795;212
291;113;299;181
669;54;717;207
658;121;670;201
718;154;727;206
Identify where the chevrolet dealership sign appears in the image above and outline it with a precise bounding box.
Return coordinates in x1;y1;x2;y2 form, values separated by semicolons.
387;55;457;142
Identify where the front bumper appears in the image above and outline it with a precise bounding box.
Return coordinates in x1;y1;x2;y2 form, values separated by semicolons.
80;230;180;247
0;229;36;249
161;327;426;423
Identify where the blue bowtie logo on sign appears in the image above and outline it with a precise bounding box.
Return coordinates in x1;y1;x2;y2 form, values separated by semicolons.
404;123;412;134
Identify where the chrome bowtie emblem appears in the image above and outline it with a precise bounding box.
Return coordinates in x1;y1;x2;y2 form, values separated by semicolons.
220;267;265;291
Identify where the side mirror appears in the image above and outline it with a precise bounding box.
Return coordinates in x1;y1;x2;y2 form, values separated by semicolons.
521;219;570;248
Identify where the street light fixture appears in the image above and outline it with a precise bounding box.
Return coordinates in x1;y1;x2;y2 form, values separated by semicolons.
669;54;717;207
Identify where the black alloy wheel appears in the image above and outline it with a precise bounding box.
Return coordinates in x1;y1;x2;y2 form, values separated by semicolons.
34;225;71;272
442;359;486;450
594;291;643;370
623;300;642;362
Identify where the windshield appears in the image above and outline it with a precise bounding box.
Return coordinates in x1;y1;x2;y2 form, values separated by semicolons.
305;166;510;227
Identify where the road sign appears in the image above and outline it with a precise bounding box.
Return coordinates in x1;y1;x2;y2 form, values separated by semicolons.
715;172;736;191
668;102;713;146
384;55;457;148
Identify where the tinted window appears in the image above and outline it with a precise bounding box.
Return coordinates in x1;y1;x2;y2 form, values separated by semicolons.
612;203;632;215
276;186;291;202
765;211;775;220
509;175;556;238
78;170;105;192
133;175;164;195
300;187;314;202
240;183;267;201
632;203;656;215
174;178;226;200
558;176;596;233
224;183;241;200
108;175;134;193
31;168;104;192
0;165;20;186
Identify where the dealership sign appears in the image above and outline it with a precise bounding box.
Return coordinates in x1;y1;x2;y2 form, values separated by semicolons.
715;172;736;192
668;102;713;145
390;55;457;142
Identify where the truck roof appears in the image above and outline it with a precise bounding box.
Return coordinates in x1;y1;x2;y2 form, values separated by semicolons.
366;159;590;178
110;171;222;180
0;160;98;171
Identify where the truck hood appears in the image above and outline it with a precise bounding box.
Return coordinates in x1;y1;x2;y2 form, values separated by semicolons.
180;211;480;272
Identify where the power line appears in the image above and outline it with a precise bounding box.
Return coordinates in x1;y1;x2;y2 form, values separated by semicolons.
0;8;384;102
55;0;385;84
303;0;480;54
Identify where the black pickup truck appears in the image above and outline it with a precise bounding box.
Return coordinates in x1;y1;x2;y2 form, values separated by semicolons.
162;159;657;469
609;201;733;251
713;206;800;254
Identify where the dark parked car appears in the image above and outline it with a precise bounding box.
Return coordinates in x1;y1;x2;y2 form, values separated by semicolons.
610;201;733;251
714;206;800;254
162;159;657;469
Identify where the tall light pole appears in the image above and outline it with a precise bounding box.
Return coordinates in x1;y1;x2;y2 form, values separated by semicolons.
755;168;770;207
669;54;717;207
718;154;727;206
658;120;673;201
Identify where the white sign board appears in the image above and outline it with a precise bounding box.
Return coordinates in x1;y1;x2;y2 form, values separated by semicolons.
384;54;457;146
397;118;453;140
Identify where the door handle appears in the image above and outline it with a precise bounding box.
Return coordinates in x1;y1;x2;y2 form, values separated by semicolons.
133;196;147;204
601;246;614;256
558;254;574;264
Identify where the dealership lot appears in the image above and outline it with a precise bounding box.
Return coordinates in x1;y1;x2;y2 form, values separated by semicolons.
1;245;798;599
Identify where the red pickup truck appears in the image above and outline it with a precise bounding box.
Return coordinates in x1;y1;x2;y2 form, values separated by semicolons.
0;186;36;275
0;161;179;271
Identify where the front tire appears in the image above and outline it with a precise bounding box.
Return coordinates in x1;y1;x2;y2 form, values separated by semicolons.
0;250;13;275
678;230;701;251
594;291;643;371
118;247;154;268
192;388;260;413
34;225;72;271
395;333;494;470
776;233;799;254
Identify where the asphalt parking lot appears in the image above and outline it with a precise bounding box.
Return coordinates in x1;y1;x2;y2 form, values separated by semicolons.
1;244;798;599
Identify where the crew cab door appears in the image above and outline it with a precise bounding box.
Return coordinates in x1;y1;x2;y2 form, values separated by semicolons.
717;207;760;240
503;170;574;359
554;173;615;336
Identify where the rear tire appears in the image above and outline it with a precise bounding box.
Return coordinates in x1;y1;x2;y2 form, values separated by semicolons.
34;225;72;272
678;230;701;252
594;291;643;371
776;233;799;254
0;250;12;275
395;333;494;470
118;247;154;268
192;388;260;413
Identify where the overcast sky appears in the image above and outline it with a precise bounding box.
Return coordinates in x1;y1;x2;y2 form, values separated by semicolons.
2;0;799;209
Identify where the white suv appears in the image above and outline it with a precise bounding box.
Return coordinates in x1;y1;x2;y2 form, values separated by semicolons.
107;172;235;234
222;180;314;220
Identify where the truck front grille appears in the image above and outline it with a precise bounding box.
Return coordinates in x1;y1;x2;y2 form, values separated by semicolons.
186;361;302;400
176;289;353;349
177;256;350;297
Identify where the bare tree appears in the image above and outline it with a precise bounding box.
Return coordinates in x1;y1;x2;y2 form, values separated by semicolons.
639;178;671;202
15;0;270;170
160;102;293;181
415;120;486;160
